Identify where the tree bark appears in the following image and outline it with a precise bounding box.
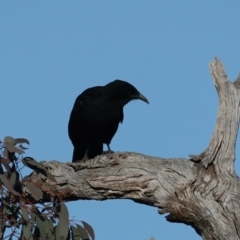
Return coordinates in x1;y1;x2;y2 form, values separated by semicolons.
25;58;240;240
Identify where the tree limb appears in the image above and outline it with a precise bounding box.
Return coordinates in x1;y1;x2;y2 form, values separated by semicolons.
24;58;240;240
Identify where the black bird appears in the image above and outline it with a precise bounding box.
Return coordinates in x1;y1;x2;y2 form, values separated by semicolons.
68;80;149;162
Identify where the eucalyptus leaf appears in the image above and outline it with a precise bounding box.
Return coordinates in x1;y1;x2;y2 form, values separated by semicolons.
82;221;95;240
36;216;47;240
0;174;20;197
15;138;30;145
25;182;43;201
58;203;69;240
76;224;90;240
4;142;24;154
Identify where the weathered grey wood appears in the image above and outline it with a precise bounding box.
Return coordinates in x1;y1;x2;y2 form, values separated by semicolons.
25;58;240;240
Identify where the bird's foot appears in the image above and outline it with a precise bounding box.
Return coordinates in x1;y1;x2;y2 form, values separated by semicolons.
103;150;114;155
74;155;89;162
103;144;114;155
80;155;89;162
77;149;89;162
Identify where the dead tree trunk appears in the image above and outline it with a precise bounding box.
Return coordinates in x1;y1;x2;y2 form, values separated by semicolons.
26;58;240;240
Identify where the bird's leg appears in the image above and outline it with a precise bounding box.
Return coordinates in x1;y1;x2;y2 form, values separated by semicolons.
107;144;113;152
103;144;114;154
81;148;89;162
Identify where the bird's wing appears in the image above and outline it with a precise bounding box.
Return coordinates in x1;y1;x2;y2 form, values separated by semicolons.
69;86;104;162
73;86;102;110
68;86;103;141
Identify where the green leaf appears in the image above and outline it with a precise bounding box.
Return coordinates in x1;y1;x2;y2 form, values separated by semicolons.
4;142;24;154
20;202;29;221
3;136;16;145
76;224;90;240
19;144;29;150
58;203;69;240
71;226;80;240
9;171;19;187
25;182;43;201
82;221;95;240
21;221;33;240
20;203;33;240
2;148;8;159
55;224;59;240
0;173;20;197
48;218;55;240
15;138;30;145
36;216;47;240
44;218;55;240
30;211;36;222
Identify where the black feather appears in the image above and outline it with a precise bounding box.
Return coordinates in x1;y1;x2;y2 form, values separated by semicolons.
68;80;148;162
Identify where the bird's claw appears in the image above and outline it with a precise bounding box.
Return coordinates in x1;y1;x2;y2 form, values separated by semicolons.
103;150;114;155
76;155;89;162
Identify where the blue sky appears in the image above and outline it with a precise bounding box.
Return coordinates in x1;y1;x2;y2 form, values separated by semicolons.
1;1;240;239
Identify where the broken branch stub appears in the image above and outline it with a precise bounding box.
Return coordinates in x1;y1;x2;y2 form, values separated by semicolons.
190;57;240;169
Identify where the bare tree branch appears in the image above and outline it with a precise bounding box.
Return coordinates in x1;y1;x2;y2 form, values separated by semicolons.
24;58;240;240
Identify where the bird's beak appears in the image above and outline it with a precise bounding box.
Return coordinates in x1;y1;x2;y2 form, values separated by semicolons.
138;93;149;104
